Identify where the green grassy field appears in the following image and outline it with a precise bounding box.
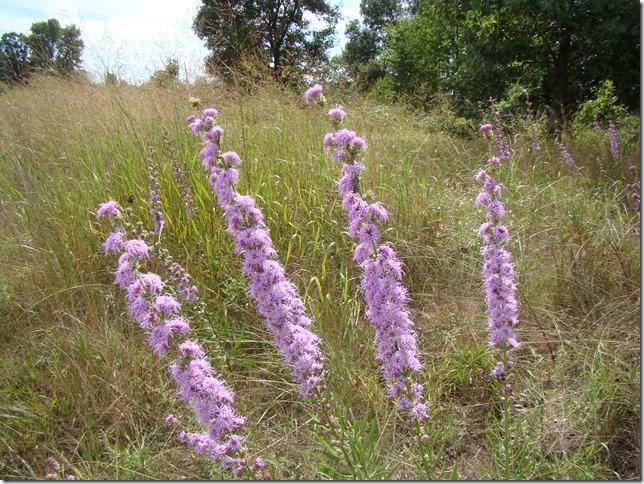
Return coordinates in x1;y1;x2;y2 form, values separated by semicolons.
0;77;640;480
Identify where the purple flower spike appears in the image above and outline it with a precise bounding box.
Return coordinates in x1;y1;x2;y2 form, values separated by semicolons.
476;129;521;384
188;108;326;399
97;216;258;476
314;96;427;423
608;120;620;160
557;142;578;170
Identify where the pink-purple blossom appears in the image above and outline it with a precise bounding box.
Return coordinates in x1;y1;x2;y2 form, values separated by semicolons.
476;130;521;384
221;151;242;166
97;199;120;219
328;105;347;123
102;230;125;254
124;239;151;259
479;124;493;135
608;120;620;159
303;83;324;104
316;95;427;423
188;108;326;398
97;202;256;477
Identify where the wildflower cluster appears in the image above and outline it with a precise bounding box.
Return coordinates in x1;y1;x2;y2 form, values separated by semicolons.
476;126;520;390
625;159;640;213
488;109;512;160
557;141;578;170
188;108;326;398
146;151;165;236
44;456;75;480
608;120;620;160
96;200;261;477
316;88;428;424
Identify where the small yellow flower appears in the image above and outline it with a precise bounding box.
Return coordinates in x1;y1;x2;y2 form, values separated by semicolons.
189;97;202;107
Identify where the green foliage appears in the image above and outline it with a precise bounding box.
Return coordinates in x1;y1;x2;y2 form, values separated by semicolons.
573;80;629;132
385;0;640;120
26;19;83;75
0;18;83;85
342;20;380;78
0;33;29;84
340;0;411;89
149;58;180;87
364;76;395;103
193;0;338;80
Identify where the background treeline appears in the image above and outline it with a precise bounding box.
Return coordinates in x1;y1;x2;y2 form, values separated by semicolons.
0;19;83;83
190;0;640;128
1;0;640;128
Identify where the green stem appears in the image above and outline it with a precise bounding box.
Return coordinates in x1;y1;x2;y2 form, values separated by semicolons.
501;348;511;480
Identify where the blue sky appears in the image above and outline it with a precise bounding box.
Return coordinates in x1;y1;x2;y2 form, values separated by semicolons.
0;0;360;83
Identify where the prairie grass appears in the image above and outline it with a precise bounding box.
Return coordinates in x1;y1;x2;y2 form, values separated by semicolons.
0;77;639;479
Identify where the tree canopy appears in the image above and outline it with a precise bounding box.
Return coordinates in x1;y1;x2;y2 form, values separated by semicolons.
340;0;410;87
0;33;29;84
385;0;640;124
0;18;84;84
193;0;338;81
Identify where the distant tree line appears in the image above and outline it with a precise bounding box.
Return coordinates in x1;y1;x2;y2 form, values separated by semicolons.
0;18;84;84
341;0;640;125
2;3;638;127
193;0;639;124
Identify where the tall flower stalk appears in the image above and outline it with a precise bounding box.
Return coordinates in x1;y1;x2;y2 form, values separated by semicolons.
309;86;428;426
146;150;164;237
608;120;620;160
96;200;263;478
188;108;326;399
626;159;640;213
476;126;521;387
557;141;578;170
477;123;521;479
491;108;511;161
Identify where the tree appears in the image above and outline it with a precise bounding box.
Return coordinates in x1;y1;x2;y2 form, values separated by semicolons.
193;0;338;80
340;0;409;88
150;57;180;87
26;18;83;75
0;32;29;84
385;0;640;125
